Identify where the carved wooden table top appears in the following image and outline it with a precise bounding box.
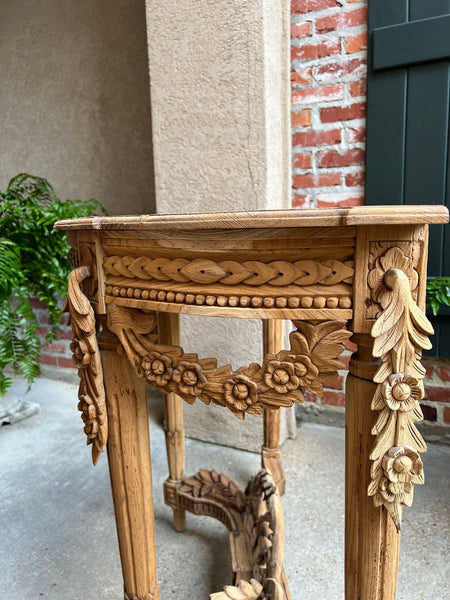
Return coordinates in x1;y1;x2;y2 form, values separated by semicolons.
56;205;448;600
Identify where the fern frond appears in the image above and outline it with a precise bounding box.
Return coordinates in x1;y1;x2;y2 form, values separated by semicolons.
0;173;105;395
0;239;22;298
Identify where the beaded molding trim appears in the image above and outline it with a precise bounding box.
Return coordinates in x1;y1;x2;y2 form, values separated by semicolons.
105;285;353;309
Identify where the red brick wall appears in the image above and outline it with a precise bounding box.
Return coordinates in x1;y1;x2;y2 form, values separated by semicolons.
291;0;367;210
33;299;74;370
421;360;450;426
290;0;450;429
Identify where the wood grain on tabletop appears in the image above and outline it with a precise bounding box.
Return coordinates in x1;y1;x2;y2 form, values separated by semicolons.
54;205;449;231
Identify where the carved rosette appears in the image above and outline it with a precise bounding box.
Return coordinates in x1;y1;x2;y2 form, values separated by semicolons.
107;306;351;419
368;247;433;530
64;266;107;465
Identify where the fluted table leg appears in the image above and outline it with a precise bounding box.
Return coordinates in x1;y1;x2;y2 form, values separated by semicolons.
158;312;186;531
262;319;286;495
345;334;400;600
100;325;160;600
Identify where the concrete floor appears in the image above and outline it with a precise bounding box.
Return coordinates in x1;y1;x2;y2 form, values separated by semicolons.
1;377;449;600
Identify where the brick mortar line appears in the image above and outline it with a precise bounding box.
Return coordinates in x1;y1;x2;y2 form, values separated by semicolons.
291;23;368;44
292;118;364;130
292;93;367;110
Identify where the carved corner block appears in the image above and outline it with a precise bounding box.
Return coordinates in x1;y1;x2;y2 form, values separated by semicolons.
367;247;433;530
163;479;182;510
75;234;107;315
65;266;107;465
352;225;428;334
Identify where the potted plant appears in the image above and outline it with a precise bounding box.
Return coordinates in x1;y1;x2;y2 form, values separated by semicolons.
0;173;104;423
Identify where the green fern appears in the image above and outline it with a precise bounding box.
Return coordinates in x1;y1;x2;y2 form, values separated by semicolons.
0;173;105;395
426;277;450;316
0;239;22;298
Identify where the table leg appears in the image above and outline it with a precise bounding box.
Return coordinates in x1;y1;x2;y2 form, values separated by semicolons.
157;312;186;531
100;325;160;600
262;319;285;495
345;333;400;600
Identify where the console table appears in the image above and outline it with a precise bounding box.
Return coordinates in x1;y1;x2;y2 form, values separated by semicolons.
56;206;448;600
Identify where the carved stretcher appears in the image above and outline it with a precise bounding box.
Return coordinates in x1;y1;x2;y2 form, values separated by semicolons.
56;206;448;600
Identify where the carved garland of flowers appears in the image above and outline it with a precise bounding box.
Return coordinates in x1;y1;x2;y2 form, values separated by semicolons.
368;247;433;530
65;266;107;465
107;307;351;419
136;348;317;418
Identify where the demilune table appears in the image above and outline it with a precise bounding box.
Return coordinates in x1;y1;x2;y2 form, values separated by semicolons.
55;206;448;600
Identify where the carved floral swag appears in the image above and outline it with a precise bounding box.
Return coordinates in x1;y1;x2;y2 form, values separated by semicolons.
107;308;351;420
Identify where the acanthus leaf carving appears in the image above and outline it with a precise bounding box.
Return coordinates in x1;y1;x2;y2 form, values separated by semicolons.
180;469;246;513
107;305;351;419
290;319;352;385
368;247;433;530
65;266;107;465
211;578;264;600
211;577;283;599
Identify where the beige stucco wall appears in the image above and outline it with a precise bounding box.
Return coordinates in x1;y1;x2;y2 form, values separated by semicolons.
145;0;294;450
146;0;290;212
0;0;155;214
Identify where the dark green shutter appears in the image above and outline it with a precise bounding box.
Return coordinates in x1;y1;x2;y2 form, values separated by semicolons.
366;0;450;357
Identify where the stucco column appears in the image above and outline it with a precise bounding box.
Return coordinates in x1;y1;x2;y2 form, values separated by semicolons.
145;0;294;451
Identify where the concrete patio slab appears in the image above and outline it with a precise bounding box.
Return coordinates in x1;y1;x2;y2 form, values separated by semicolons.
1;377;449;599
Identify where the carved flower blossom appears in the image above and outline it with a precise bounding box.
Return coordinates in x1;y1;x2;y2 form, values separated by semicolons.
379;446;424;508
70;337;92;369
290;354;319;388
383;445;424;484
379;478;414;507
264;360;300;394
173;361;207;397
375;373;423;412
368;246;418;309
264;355;318;395
78;394;99;442
224;373;259;415
141;352;172;386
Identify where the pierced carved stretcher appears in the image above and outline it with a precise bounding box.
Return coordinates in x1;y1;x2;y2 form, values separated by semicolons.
171;469;289;600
